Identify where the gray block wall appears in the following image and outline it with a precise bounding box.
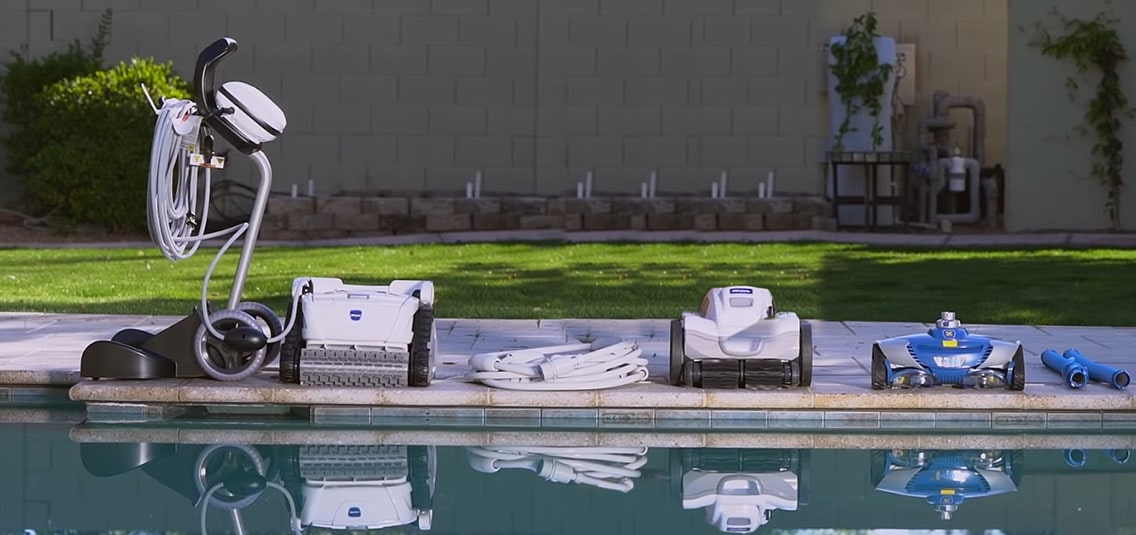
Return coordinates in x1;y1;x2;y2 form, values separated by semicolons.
0;0;1009;202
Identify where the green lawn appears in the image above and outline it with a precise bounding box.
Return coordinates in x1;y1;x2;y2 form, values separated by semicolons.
1;242;1134;326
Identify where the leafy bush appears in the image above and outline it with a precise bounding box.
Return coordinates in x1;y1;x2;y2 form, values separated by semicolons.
0;11;109;185
25;58;190;230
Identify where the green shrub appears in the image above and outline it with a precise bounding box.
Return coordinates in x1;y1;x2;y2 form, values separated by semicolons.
0;11;109;184
25;58;190;230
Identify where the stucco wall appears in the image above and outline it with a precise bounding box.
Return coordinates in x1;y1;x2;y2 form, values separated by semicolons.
1006;0;1136;231
0;0;1007;203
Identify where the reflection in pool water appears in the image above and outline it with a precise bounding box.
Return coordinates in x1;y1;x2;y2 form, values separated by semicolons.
4;423;1136;534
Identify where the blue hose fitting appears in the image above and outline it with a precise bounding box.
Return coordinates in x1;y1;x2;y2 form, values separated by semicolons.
1064;349;1131;390
1040;349;1088;389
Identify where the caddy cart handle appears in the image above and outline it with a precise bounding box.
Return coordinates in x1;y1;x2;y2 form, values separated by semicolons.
192;37;259;154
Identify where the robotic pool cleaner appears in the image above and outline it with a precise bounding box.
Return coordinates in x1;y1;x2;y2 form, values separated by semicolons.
670;286;813;388
670;448;808;534
80;37;435;387
871;311;1025;391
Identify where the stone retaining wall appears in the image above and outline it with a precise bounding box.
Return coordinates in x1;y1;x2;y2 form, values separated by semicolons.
260;194;833;240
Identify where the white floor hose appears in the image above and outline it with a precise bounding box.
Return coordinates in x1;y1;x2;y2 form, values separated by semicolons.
460;340;649;390
466;446;649;493
147;96;300;343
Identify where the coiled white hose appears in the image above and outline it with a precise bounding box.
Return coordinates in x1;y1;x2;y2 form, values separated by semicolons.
460;340;649;390
147;97;299;343
466;446;649;493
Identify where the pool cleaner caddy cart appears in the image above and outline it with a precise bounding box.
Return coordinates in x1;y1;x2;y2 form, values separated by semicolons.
80;37;436;387
870;311;1024;390
669;286;813;388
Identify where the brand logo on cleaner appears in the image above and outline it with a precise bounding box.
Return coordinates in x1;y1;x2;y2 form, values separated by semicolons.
729;288;753;294
349;309;363;321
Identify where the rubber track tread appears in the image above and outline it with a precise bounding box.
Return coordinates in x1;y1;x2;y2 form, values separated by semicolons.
299;444;408;479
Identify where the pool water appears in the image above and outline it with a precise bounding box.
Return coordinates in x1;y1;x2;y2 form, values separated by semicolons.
3;422;1134;534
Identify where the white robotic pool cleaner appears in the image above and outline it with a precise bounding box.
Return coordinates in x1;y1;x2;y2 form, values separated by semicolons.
671;448;807;534
291;445;435;532
670;286;813;388
80;37;435;387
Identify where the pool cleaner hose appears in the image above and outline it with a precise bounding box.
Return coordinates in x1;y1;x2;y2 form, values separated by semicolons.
1040;349;1088;389
1065;349;1130;390
460;340;649;390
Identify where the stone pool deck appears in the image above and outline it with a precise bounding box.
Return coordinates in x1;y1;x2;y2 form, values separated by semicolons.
2;311;1135;428
2;229;1136;427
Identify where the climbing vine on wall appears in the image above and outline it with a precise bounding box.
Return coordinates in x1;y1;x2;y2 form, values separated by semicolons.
829;11;894;151
1027;7;1135;231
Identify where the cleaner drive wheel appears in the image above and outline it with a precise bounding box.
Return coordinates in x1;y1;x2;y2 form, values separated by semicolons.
237;301;283;368
409;304;436;387
1009;346;1026;391
669;318;685;386
193;309;267;382
409;445;436;512
871;344;888;390
797;320;813;387
278;300;303;384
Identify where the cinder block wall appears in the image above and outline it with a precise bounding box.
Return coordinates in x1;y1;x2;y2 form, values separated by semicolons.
1007;0;1136;231
0;0;1007;200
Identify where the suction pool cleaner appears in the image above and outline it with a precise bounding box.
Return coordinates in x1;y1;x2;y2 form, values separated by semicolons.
871;311;1025;391
1040;349;1089;389
670;286;813;389
80;37;436;387
870;449;1021;521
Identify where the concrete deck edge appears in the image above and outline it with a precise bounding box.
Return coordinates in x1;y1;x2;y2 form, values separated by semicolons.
68;378;1136;413
65;425;1136;450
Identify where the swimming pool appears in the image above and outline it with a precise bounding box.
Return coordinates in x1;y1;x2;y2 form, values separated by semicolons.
3;418;1133;534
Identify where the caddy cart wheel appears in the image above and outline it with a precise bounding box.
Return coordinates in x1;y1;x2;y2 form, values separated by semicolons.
278;301;303;384
798;320;813;387
237;301;284;368
409;304;436;387
193;309;268;382
871;344;888;390
670;319;685;386
1009;346;1026;391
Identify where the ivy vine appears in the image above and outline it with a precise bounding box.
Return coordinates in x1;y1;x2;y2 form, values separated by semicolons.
1027;8;1135;231
829;11;894;152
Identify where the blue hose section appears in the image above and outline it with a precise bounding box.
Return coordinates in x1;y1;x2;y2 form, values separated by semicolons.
1040;349;1088;389
1065;349;1131;390
1065;449;1087;467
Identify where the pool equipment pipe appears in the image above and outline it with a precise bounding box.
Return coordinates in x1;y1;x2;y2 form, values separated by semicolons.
1064;348;1131;390
1040;349;1089;389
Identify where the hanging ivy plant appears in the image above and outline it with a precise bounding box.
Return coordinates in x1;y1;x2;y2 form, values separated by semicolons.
829;11;894;152
1027;8;1135;231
